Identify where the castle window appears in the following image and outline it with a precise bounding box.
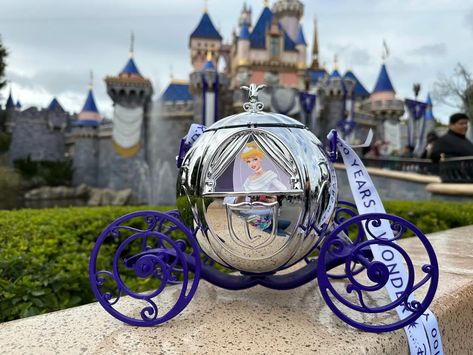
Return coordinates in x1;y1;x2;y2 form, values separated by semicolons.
270;36;280;58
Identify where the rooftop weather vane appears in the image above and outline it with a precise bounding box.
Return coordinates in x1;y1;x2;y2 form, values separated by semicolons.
129;31;135;58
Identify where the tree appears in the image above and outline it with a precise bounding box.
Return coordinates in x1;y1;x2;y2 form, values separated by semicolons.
433;63;473;124
0;35;7;92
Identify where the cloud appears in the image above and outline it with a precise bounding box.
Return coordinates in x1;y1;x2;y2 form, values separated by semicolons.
409;43;447;56
465;8;473;35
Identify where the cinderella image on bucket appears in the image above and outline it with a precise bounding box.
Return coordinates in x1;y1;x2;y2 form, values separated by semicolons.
89;84;443;354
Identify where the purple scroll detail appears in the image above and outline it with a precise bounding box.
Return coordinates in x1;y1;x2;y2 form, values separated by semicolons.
89;210;201;326
317;213;439;333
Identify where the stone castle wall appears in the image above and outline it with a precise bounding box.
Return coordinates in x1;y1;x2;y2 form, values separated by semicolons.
8;109;66;164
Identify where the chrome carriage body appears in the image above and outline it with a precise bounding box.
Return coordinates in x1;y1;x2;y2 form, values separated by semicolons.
177;111;337;273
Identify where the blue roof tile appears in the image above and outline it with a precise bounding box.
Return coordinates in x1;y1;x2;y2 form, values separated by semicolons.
190;12;222;40
344;70;370;97
6;91;15;109
283;30;297;51
161;82;193;102
202;59;216;71
120;57;142;77
239;21;251;40
295;24;307;46
48;97;65;113
373;63;395;93
308;68;327;85
426;93;433;106
73;119;99;127
16;100;22;109
250;6;272;48
330;69;341;78
81;90;99;113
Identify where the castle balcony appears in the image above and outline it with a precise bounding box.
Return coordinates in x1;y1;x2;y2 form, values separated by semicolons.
359;98;405;118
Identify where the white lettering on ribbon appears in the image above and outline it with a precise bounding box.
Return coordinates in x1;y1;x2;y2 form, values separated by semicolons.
328;130;443;355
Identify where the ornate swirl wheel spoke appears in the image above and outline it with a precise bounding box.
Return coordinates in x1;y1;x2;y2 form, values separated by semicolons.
89;210;201;326
317;213;439;333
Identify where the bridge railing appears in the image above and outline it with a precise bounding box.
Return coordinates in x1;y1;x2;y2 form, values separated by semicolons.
359;156;473;183
360;156;438;175
438;155;473;183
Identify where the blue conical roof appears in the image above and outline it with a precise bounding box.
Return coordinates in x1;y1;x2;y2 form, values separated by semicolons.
161;81;193;102
81;89;99;113
250;6;272;48
120;57;142;77
373;63;395;93
295;24;307;46
48;97;65;113
15;100;22;109
239;21;251;40
202;58;216;71
5;91;15;109
344;70;370;97
426;93;433;106
77;89;101;126
330;69;341;78
190;12;222;40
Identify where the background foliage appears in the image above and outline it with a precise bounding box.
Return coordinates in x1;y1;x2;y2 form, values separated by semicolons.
13;156;73;187
0;201;472;323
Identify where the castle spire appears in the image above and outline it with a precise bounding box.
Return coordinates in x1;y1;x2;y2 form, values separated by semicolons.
89;70;94;90
129;31;134;58
78;75;102;126
310;17;320;69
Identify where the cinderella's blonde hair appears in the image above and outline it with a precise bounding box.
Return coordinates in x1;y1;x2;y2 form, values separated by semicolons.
241;142;263;161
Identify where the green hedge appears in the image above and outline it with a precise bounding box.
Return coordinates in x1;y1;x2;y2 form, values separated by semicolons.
384;201;473;235
0;206;173;323
0;201;473;323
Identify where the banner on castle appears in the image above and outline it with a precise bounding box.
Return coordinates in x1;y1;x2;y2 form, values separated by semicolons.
112;104;144;157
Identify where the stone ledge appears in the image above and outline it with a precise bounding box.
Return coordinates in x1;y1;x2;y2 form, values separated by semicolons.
1;226;473;354
334;163;441;184
426;183;473;196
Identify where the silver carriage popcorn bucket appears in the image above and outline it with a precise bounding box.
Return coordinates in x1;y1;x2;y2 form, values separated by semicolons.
89;84;443;353
177;85;337;274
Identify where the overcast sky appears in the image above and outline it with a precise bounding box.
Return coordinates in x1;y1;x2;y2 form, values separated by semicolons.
0;0;472;123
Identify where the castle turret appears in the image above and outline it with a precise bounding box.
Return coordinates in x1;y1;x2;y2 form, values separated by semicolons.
238;2;252;30
105;35;153;157
4;88;16;132
189;9;223;71
104;34;153;202
272;0;304;41
71;79;102;186
190;51;228;125
77;86;102;126
236;21;251;68
367;62;404;119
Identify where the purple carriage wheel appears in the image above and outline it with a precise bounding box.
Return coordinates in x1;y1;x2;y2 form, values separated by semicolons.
89;210;201;326
317;212;439;333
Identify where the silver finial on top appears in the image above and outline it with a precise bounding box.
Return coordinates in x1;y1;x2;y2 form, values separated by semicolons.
241;83;266;113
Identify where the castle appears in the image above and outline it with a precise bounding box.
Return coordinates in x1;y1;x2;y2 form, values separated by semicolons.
0;0;435;205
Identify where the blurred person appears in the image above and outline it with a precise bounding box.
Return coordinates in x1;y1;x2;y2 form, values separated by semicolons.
431;113;473;162
421;131;439;159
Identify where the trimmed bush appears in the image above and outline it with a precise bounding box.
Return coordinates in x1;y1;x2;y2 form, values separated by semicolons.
0;205;173;322
0;201;472;323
